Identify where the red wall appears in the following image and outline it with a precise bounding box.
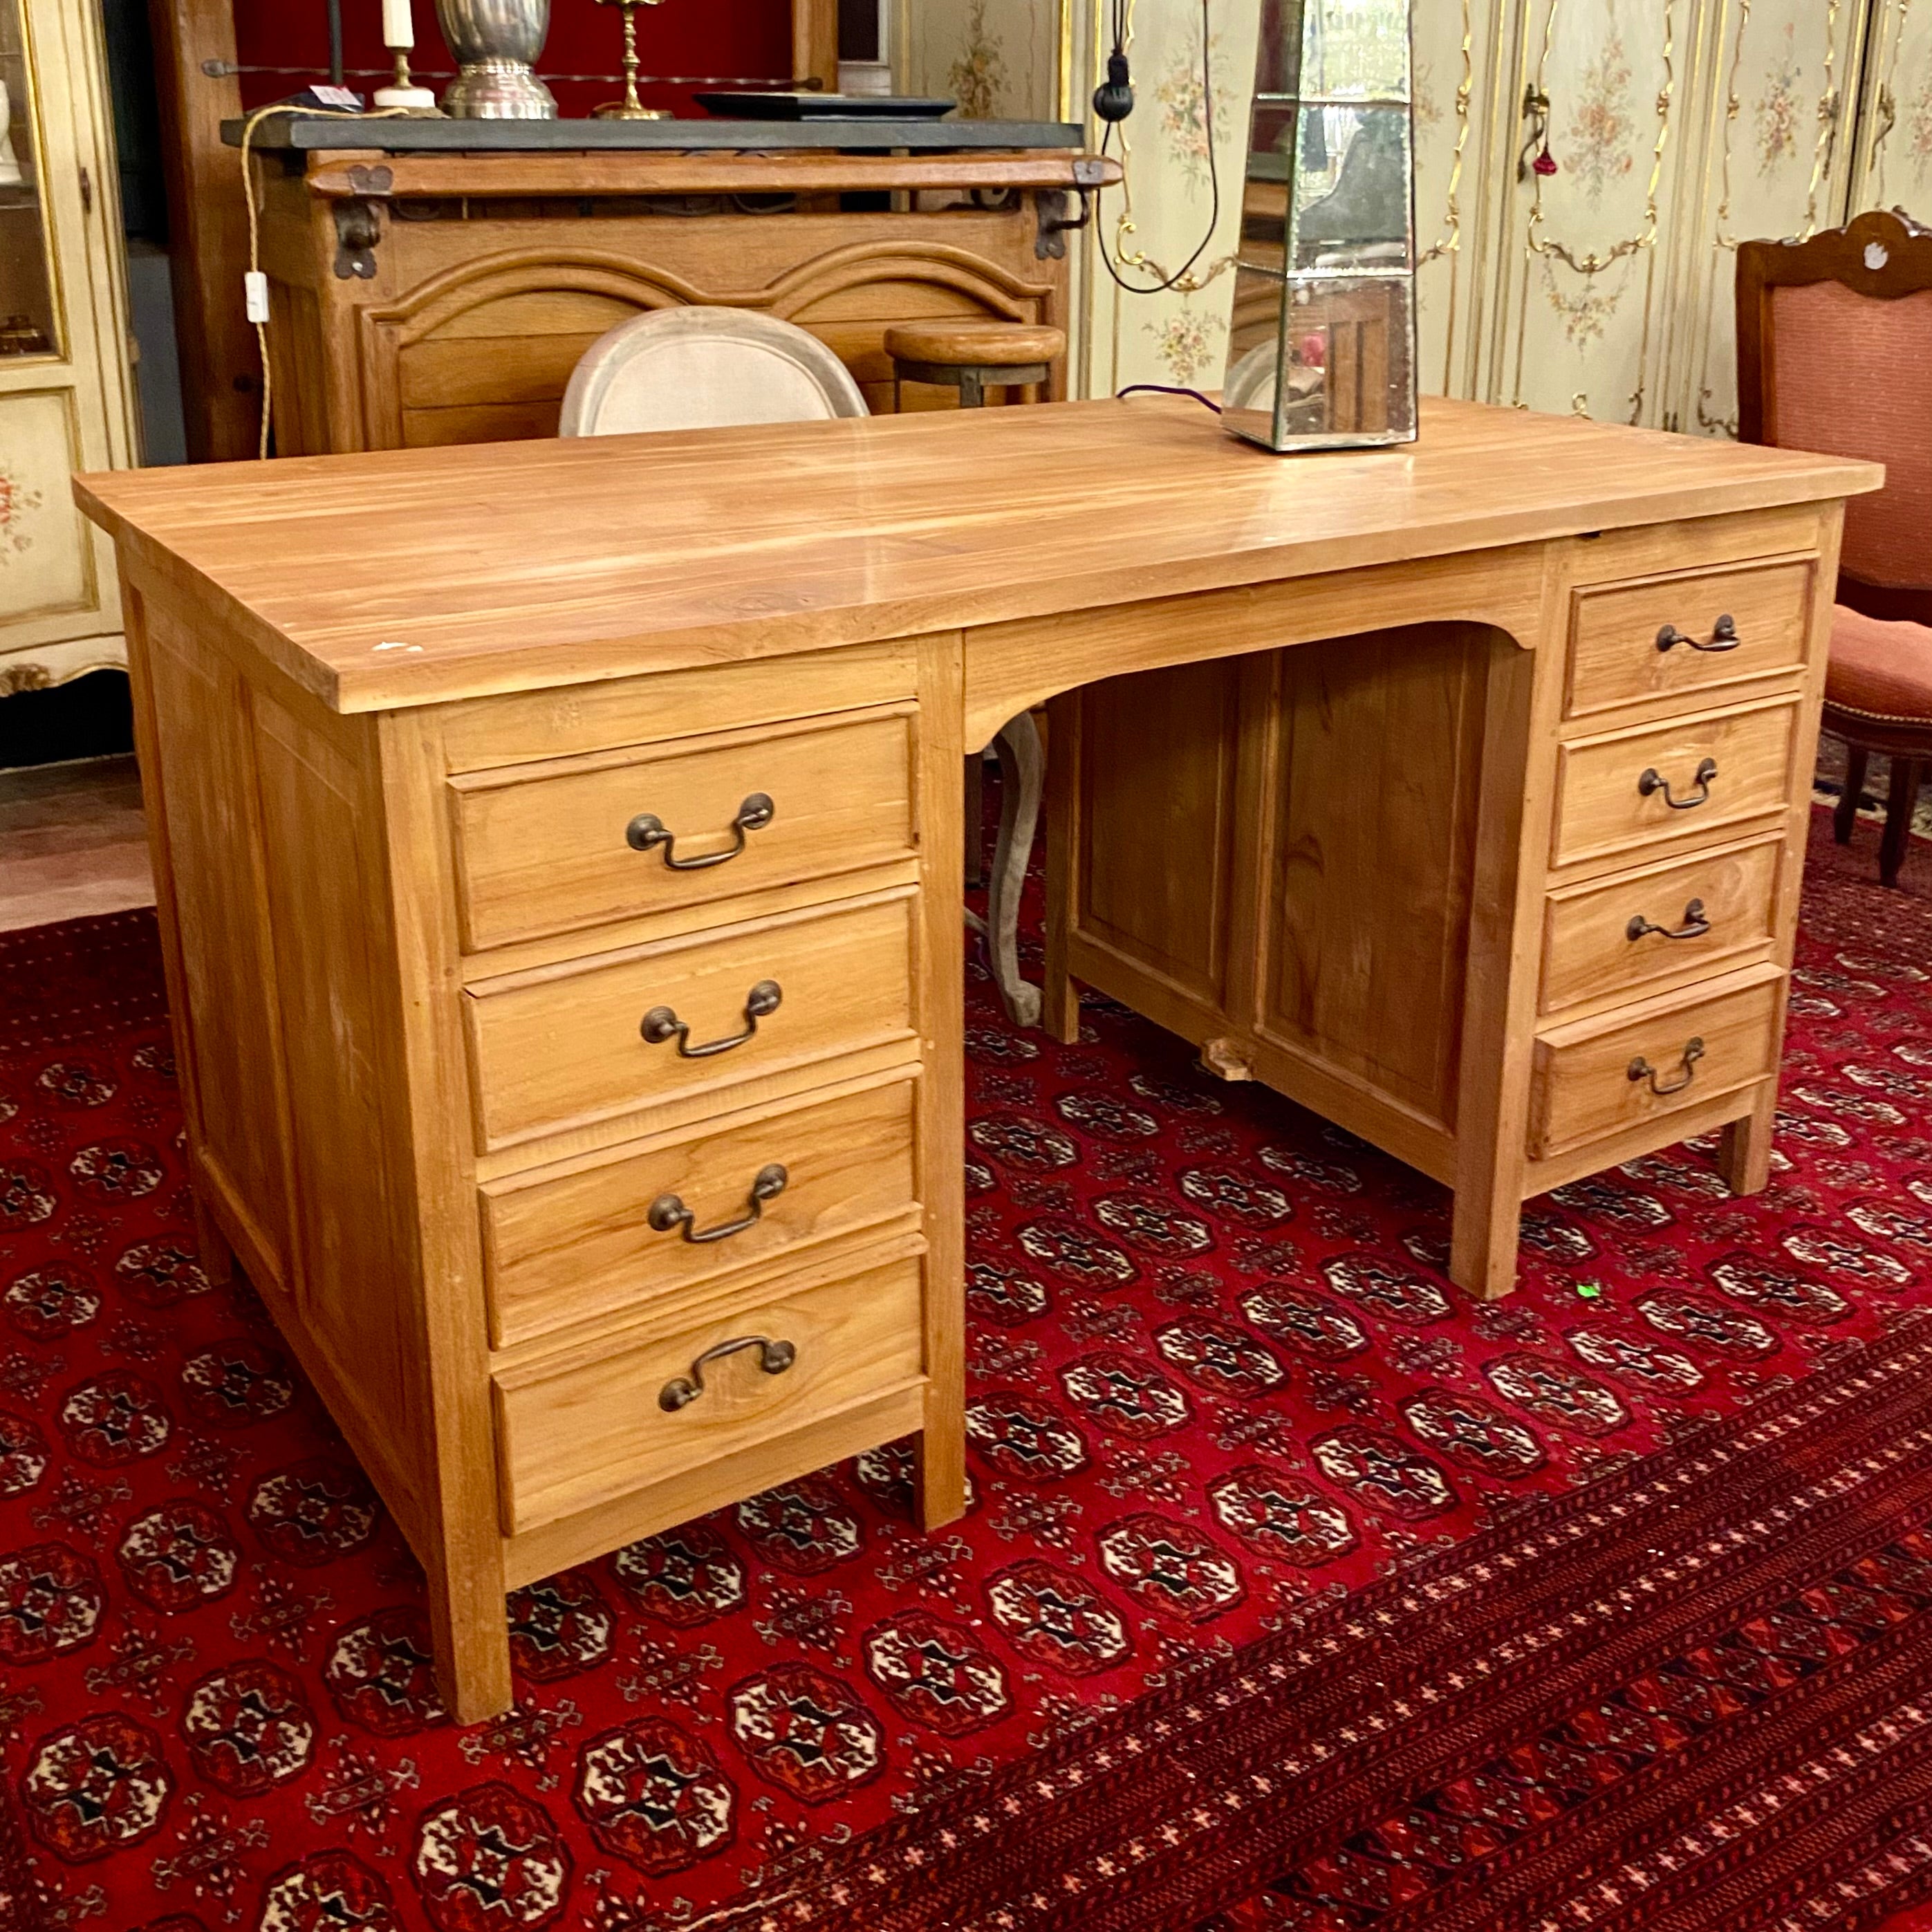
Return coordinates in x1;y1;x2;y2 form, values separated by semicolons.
232;0;793;121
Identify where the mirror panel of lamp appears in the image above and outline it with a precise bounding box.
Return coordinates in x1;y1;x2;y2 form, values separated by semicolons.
1223;0;1419;453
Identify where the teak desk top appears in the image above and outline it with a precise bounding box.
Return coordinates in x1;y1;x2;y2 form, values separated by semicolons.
75;398;1878;716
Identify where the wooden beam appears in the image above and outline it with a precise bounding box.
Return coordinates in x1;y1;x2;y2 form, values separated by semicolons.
304;150;1120;200
147;0;257;463
792;0;838;90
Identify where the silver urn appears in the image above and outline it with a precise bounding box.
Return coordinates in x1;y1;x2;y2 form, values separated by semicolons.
434;0;558;119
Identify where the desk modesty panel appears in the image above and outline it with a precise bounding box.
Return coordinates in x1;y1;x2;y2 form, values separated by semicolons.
76;399;1879;1722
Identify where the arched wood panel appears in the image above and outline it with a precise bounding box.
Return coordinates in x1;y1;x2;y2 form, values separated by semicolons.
354;239;1062;449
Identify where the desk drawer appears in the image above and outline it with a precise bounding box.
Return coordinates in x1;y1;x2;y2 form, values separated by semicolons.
1529;965;1782;1160
1551;696;1800;872
465;893;917;1149
494;1250;925;1533
481;1076;919;1348
1566;558;1814;719
450;708;916;951
1539;835;1783;1016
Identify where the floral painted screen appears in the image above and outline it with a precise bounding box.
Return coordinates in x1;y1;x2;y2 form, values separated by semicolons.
1222;0;1419;450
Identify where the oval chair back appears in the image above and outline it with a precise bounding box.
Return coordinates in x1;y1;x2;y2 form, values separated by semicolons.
559;307;869;437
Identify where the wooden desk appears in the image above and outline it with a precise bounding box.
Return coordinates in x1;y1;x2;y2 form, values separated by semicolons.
75;399;1877;1722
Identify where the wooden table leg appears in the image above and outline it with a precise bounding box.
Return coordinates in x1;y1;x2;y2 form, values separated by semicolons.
916;635;968;1531
1449;619;1565;1301
1717;1099;1776;1196
965;750;985;889
427;1542;514;1727
189;1182;236;1290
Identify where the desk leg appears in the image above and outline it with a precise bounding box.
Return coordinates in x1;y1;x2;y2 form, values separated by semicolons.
189;1181;236;1290
916;634;969;1530
1717;1104;1776;1196
428;1543;514;1728
1449;622;1563;1301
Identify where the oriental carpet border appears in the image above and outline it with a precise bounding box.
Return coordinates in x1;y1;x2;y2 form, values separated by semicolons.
700;1310;1932;1931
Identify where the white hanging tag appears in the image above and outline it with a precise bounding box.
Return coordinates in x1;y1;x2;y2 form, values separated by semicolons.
245;271;270;324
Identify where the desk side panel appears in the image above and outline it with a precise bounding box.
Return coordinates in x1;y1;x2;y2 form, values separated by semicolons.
131;582;299;1276
252;693;425;1523
1068;660;1244;1017
127;566;436;1545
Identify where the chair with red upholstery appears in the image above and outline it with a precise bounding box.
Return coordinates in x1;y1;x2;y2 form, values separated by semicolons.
1738;208;1932;888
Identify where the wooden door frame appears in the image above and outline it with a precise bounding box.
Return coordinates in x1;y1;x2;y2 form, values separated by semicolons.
147;0;254;462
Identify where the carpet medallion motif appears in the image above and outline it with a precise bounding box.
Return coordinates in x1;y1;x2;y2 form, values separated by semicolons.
0;821;1929;1931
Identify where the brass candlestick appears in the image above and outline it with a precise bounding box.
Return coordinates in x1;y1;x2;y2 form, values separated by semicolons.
593;0;669;120
373;46;443;113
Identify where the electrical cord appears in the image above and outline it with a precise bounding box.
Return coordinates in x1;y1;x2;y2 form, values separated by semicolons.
240;102;419;459
1095;0;1220;297
1116;383;1221;413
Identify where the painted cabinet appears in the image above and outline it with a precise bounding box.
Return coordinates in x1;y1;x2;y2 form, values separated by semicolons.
1850;0;1932;220
1661;0;1871;438
906;0;1929;434
0;0;136;698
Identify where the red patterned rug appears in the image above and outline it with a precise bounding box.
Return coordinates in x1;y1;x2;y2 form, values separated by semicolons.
1;813;1929;1932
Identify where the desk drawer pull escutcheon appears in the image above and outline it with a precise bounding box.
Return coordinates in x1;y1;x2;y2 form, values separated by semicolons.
649;1163;790;1245
659;1335;799;1412
1639;757;1719;810
1626;900;1711;944
1629;1037;1706;1097
642;980;783;1058
626;792;776;871
1655;615;1740;654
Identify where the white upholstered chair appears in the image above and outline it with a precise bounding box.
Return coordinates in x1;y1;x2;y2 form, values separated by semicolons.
559;305;1043;1027
558;306;868;434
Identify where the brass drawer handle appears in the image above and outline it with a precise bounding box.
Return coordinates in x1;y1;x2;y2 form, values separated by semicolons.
649;1163;788;1245
660;1335;797;1412
1655;614;1740;654
641;980;781;1059
626;792;774;871
1628;1036;1706;1097
1626;898;1711;943
1638;756;1718;811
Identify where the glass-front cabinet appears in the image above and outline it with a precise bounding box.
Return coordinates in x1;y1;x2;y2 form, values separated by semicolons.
1223;0;1419;452
0;0;136;696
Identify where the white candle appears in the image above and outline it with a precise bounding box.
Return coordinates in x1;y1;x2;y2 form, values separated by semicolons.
382;0;414;48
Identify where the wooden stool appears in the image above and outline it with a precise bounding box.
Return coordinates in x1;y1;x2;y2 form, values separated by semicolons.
886;319;1068;413
889;321;1067;1030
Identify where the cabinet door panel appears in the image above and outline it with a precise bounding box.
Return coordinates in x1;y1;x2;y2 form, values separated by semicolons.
1072;660;1243;1011
0;0;135;683
1490;0;1691;427
1671;0;1868;437
1258;624;1491;1133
